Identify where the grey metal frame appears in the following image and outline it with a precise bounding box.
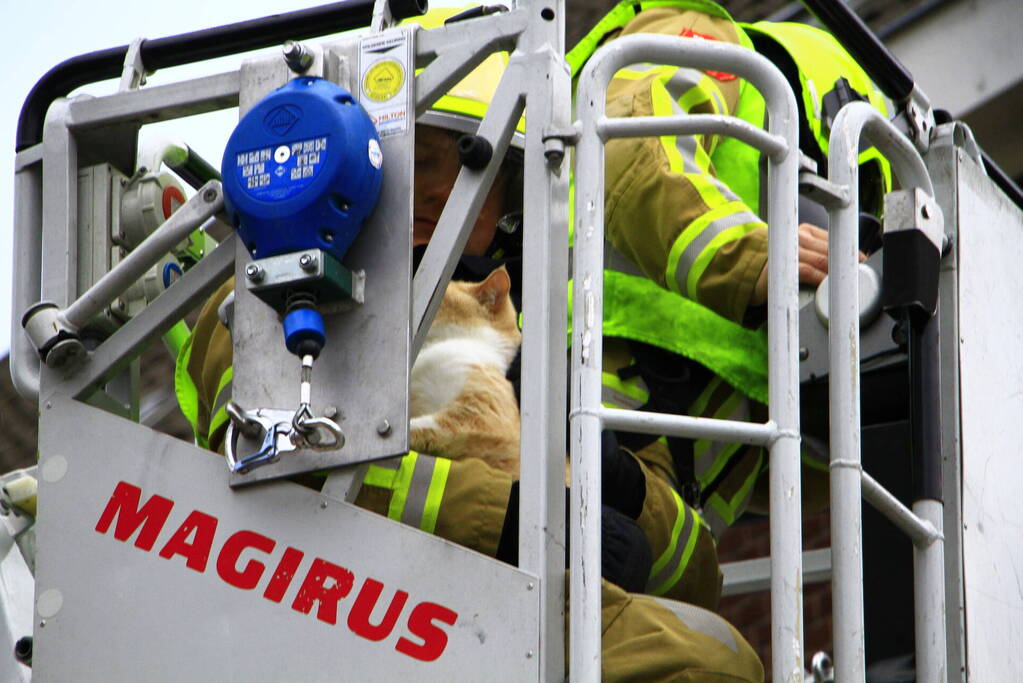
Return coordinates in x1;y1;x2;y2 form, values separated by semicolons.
12;1;574;679
825;101;947;681
572;35;801;681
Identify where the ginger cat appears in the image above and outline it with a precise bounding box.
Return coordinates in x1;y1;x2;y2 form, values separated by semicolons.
410;267;522;476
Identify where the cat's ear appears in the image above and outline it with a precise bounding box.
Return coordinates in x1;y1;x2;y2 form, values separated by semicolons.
476;266;512;311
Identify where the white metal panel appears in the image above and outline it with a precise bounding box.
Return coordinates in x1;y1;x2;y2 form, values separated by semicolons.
954;148;1023;680
35;396;540;682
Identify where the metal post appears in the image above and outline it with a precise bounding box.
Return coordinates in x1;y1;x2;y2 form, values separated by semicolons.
516;3;570;678
826;101;941;681
909;299;947;681
10;150;43;400
826;124;867;680
914;498;947;682
570;61;608;683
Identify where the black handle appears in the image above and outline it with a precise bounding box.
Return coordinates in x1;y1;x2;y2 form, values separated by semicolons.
798;0;915;103
17;0;428;152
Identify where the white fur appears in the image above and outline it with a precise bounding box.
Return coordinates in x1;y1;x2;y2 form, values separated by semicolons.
410;323;516;418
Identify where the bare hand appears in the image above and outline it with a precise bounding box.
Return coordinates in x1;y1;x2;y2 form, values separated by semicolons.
750;223;864;305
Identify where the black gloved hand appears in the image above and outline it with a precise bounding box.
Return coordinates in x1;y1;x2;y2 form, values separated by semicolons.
601;430;646;520
599;504;652;593
497;484;653;594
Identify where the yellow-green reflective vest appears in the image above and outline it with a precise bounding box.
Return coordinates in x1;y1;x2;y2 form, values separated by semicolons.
566;0;892;404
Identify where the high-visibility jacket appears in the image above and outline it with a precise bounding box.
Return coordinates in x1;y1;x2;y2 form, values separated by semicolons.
566;0;890;532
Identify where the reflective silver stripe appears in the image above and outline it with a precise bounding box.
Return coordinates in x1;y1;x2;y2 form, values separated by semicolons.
694;391;750;483
602;385;645;410
702;506;730;541
604;245;646;279
663;67;705;104
650;597;739;653
672;207;762;292
624;63;660;74
400;454;437;529
708;82;726;116
673;121;703;172
663;70;727;163
646;501;695;593
212;379;232;413
660;88;706;172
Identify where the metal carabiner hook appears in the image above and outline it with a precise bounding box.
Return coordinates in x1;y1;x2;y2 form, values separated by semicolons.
232;422;294;474
225;402;299;474
291;415;345;451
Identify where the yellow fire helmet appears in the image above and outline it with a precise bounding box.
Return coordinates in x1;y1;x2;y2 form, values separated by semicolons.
402;5;526;150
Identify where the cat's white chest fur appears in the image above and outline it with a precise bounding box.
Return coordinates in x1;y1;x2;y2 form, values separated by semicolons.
410;324;513;419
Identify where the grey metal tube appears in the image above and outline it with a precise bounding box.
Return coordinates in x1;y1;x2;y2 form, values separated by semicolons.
411;69;523;358
914;499;947;682
571;87;608;683
598;115;787;159
575;34;800;682
597;408;777;447
57;235;236;401
10;156;44;401
516;20;570;678
826;101;936;681
58;181;223;332
861;471;941;546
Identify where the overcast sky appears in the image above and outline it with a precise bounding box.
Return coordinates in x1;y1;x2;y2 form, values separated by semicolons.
2;0;436;360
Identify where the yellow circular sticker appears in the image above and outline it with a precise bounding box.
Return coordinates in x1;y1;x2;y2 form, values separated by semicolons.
363;59;405;102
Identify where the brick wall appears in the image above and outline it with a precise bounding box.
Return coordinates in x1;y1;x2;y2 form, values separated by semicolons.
717;510;834;680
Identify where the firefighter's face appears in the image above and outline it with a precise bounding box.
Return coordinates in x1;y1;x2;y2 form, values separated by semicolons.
413;125;506;256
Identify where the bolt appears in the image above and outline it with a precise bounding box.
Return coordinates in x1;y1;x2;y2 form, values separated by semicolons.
543;138;566;167
283;41;313;73
117;300;126;312
799;347;809;361
299;253;318;272
320;501;328;509
526;650;534;659
245;263;264;283
324;405;339;420
376;420;392;436
527;582;534;591
203;188;217;202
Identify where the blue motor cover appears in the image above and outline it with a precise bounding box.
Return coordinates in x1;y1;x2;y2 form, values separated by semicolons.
222;77;384;262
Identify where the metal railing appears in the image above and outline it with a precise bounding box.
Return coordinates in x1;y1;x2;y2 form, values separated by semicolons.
572;34;802;681
825;100;946;682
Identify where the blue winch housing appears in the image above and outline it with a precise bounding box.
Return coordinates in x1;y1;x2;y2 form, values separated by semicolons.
222;77;384;262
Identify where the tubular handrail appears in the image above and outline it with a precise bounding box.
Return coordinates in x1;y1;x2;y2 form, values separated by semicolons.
15;0;432;152
573;34;801;681
826;100;947;682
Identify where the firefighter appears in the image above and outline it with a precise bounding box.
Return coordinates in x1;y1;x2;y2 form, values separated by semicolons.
566;0;892;540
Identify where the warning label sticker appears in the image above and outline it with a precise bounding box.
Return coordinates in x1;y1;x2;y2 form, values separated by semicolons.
235;135;329;202
359;29;412;138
